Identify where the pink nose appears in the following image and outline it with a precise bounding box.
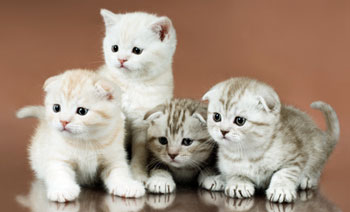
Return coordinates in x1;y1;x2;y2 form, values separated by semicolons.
60;120;69;128
221;130;229;136
168;153;178;160
118;59;127;64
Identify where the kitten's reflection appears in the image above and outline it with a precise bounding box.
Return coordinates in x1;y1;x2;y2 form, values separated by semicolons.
198;189;341;212
16;180;146;212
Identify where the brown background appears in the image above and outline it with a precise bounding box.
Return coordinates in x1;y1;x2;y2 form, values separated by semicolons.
0;0;349;211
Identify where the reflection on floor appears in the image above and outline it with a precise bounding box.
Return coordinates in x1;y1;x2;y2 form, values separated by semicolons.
16;180;341;212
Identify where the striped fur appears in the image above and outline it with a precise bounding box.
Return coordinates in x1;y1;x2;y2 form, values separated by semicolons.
203;77;339;203
144;99;220;193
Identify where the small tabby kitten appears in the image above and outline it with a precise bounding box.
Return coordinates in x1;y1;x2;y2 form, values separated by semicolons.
143;99;220;193
203;77;339;203
98;9;177;183
17;70;145;202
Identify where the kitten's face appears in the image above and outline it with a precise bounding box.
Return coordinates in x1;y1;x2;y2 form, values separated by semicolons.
44;70;120;140
101;10;176;79
145;100;213;169
203;78;281;149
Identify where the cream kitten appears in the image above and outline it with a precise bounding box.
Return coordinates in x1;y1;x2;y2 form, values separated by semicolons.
143;99;221;194
98;9;177;182
202;77;339;203
16;70;145;202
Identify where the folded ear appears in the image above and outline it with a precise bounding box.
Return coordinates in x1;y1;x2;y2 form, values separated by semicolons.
192;104;208;124
202;89;216;101
257;88;281;113
94;79;117;101
144;104;165;121
100;9;120;29
151;17;172;42
43;75;61;92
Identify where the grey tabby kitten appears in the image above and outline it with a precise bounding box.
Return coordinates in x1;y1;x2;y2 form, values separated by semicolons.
143;99;220;193
203;77;340;203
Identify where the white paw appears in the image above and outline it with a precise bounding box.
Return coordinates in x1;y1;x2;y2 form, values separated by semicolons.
106;178;145;198
199;175;225;191
225;182;255;198
266;186;297;203
131;169;149;184
146;176;176;194
47;183;80;203
299;176;318;190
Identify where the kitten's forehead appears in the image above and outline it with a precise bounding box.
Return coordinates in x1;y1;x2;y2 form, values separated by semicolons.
161;99;205;137
217;78;254;111
58;72;94;100
108;13;159;41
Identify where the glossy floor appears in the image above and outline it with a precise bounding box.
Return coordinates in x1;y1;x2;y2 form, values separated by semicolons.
14;180;340;212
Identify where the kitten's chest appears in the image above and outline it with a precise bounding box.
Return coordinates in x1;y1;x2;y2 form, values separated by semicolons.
170;167;198;183
219;155;277;188
73;152;99;185
121;86;172;119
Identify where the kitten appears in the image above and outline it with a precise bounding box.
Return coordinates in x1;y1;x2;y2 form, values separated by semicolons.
143;98;221;194
16;69;145;202
202;77;339;203
98;9;177;182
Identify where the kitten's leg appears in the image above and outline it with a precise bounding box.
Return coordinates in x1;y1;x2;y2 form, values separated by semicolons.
102;157;145;198
299;173;320;190
224;175;255;198
44;161;80;202
198;169;225;191
266;166;301;203
146;169;176;194
130;124;149;183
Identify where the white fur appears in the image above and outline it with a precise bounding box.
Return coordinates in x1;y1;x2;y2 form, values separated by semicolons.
98;9;177;182
25;70;145;202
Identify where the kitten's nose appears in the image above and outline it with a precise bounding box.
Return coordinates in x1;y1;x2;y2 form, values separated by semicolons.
118;59;127;64
60;120;69;128
168;153;178;160
221;130;229;136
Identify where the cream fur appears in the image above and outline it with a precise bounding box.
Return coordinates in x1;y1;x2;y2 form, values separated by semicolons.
98;9;177;182
18;70;145;202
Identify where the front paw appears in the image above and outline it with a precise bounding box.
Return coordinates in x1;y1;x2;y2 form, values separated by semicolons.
199;175;225;191
224;182;255;198
266;186;297;203
47;183;80;202
106;178;145;198
146;176;176;194
133;171;148;185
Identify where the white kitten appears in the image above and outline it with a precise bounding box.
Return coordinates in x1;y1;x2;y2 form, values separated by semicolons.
17;70;145;202
203;77;339;203
98;9;177;182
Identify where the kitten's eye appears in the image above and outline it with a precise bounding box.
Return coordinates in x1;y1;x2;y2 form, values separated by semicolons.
77;107;89;116
234;116;246;126
158;137;168;145
53;104;61;113
111;45;118;53
132;47;143;55
182;138;193;146
213;113;222;122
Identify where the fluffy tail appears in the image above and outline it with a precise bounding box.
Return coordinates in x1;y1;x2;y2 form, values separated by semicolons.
310;101;340;143
16;105;45;119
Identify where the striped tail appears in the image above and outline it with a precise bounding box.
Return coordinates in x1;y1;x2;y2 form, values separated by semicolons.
310;101;340;143
16;105;45;119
